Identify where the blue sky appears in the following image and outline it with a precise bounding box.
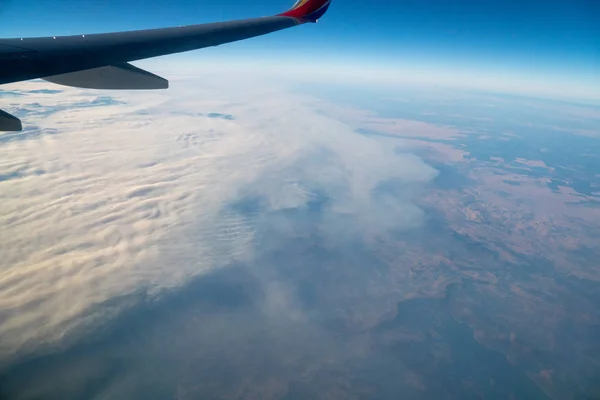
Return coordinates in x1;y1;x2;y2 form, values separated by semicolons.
1;0;598;98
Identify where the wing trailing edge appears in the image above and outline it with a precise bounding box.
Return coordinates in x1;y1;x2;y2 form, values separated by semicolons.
43;63;169;90
0;109;22;132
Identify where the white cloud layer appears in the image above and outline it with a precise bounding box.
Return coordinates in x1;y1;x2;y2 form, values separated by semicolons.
0;74;437;363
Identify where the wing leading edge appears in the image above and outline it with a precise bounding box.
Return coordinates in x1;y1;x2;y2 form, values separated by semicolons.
0;0;332;131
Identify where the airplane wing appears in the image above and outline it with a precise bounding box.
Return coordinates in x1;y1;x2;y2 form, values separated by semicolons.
0;0;332;131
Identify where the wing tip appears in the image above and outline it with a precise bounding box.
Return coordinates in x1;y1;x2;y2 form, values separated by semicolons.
279;0;332;23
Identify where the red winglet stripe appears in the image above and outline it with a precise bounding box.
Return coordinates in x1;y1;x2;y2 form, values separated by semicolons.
279;0;331;19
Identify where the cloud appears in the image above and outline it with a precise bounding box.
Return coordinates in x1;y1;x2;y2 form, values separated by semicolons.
0;73;437;369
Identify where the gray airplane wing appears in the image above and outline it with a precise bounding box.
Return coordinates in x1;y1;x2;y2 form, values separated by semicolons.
0;0;332;131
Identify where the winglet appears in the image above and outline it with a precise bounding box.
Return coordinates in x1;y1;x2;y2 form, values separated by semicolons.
279;0;332;23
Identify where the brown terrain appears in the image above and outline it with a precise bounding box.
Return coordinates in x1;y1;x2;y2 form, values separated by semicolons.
334;109;600;399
